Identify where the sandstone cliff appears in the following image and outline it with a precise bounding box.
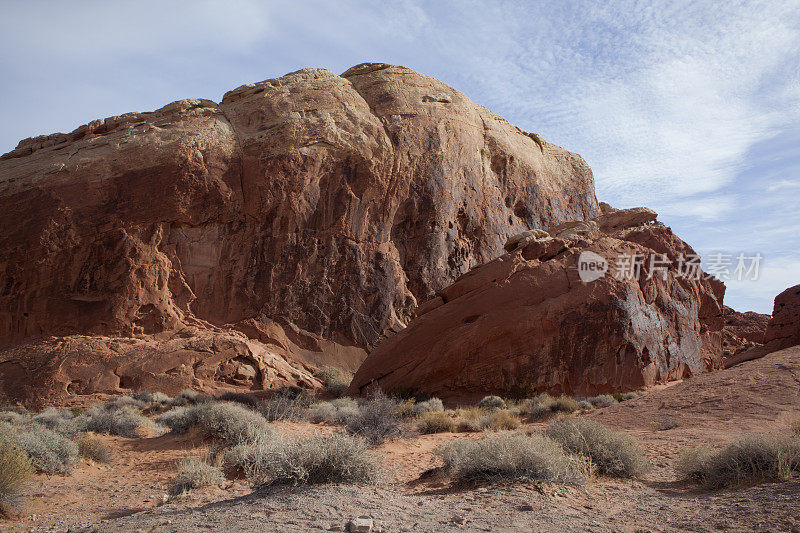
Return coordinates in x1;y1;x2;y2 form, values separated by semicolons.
0;63;599;402
348;208;726;401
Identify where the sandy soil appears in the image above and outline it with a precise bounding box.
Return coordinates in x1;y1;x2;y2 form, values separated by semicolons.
3;346;800;532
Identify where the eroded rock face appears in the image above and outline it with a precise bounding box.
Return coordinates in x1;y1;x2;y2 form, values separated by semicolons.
763;284;800;352
348;209;725;401
722;305;770;359
0;63;599;402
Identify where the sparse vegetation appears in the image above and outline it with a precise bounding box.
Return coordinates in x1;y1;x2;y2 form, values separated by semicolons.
308;398;360;425
675;433;800;489
171;456;225;495
3;422;79;474
523;394;580;420
240;432;382;487
344;392;402;445
0;439;34;518
479;409;521;431
76;434;112;464
478;396;506;410
585;394;617;408
157;401;272;444
81;404;152;438
413;397;444;415
436;432;589;485
790;416;800;436
314;366;352;397
417;411;456;434
258;387;313;422
547;418;649;478
217;391;260;409
651;416;678;431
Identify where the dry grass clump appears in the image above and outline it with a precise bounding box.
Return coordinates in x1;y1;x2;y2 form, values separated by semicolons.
2;422;79;474
81;405;152;438
217;392;260;410
436;432;589;485
344;392;402;445
413;397;444;415
170;456;225;495
523;394;580;420
547;418;649;478
258;387;313;422
480;409;521;431
790;416;800;436
417;411;456;434
314;366;353;397
675;433;800;489
478;396;506;410
239;432;382;487
0;439;34;518
308;398;360;425
76;434;112;464
585;394;617;408
157;401;272;444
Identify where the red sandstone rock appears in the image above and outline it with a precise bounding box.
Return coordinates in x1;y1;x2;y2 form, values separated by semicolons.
348;210;725;401
763;284;800;351
721;305;770;359
0;63;599;402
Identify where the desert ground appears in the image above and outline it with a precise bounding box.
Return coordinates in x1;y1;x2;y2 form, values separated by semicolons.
2;346;799;533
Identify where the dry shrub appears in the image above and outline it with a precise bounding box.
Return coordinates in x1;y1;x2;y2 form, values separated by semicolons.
790;416;800;436
81;405;151;438
171;456;225;495
455;407;487;432
76;434;112;464
523;394;580;421
314;366;353;397
436;432;589;485
217;392;260;410
157;401;272;444
344;392;402;445
585;394;617;408
413;398;444;415
3;422;79;474
308;399;359;425
480;409;521;431
478;396;506;410
417;411;456;434
675;433;800;489
0;439;34;517
259;387;313;422
239;433;382;487
547;418;649;478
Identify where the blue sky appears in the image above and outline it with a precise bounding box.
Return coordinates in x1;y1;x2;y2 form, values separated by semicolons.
1;0;798;313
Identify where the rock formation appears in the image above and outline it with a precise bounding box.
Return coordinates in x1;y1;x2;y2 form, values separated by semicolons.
348;208;726;401
721;305;770;359
0;63;599;403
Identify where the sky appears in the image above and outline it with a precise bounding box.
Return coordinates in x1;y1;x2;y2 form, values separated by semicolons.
1;0;798;313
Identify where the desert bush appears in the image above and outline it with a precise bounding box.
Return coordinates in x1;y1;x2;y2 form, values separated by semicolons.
413;397;444;415
171;456;225;495
585;394;617;408
790;416;800;436
455;407;487;432
675;433;800;489
104;396;148;411
651;416;678;431
217;392;259;409
258;387;313;422
436;432;589;485
314;366;352;397
241;432;381;487
308;399;360;425
417;411;456;434
523;394;580;420
0;439;34;518
4;422;79;474
479;409;521;431
29;408;86;437
478;396;506;410
0;410;28;425
76;434;112;464
168;389;212;407
547;418;649;478
344;392;402;445
621;391;645;400
81;405;151;438
157;401;271;444
577;400;593;411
